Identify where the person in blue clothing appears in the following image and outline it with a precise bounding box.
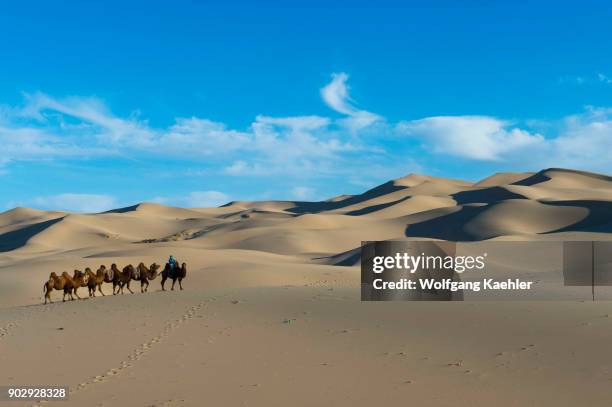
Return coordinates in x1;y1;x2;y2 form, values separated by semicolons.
168;255;178;271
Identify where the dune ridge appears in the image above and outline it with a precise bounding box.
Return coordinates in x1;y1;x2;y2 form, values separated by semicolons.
2;167;610;259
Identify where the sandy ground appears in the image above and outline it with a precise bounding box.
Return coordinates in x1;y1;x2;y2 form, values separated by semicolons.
1;168;612;406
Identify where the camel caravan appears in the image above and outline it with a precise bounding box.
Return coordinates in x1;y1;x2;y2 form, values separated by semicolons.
43;259;187;304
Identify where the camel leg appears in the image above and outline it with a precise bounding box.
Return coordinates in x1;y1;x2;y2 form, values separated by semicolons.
99;284;105;296
44;283;51;304
113;282;118;295
161;276;167;291
171;279;176;291
74;288;81;300
179;278;183;290
126;281;134;294
144;280;149;292
140;280;145;293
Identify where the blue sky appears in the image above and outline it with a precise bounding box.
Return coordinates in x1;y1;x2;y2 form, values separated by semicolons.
1;1;612;212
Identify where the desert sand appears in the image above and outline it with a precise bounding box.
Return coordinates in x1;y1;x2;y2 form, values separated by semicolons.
1;168;612;406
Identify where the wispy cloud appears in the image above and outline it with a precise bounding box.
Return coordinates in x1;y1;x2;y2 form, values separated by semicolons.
2;71;612;200
558;75;587;85
291;186;316;200
320;72;382;132
30;193;118;213
597;73;612;84
559;73;612;86
0;79;376;179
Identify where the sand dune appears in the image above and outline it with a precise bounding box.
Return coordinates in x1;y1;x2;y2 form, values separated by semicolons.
3;167;612;297
1;167;612;406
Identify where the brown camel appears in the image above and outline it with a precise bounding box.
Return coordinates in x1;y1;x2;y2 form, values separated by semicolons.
65;270;89;300
134;262;161;293
86;265;111;297
161;262;187;291
103;264;114;283
44;270;88;304
111;263;134;294
44;272;67;304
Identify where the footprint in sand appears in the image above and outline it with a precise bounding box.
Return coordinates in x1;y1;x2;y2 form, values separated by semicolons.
63;298;214;398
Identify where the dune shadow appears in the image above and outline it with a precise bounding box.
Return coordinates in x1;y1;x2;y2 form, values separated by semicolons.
451;186;526;205
103;204;140;214
287;181;408;214
345;196;411;216
541;200;612;233
512;168;612;187
404;205;490;241
0;217;64;252
511;171;552;186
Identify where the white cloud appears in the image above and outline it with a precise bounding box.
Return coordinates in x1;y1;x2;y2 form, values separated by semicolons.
291;186;316;200
321;73;355;116
320;72;381;131
0;89;366;178
224;160;270;176
31;193;118;213
20;92;152;144
3;72;612;191
397;116;544;160
255;115;330;130
159;117;250;156
546;107;612;171
396;109;612;172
